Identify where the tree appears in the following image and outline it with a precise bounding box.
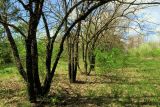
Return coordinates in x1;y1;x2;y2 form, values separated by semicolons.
0;0;116;102
79;2;133;75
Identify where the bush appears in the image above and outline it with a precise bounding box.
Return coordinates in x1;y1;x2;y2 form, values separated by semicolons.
128;42;160;57
96;48;128;72
0;41;12;64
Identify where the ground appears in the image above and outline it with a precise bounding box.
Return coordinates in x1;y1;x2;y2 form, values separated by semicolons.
1;57;160;107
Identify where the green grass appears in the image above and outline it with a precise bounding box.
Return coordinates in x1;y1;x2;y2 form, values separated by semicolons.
1;50;160;106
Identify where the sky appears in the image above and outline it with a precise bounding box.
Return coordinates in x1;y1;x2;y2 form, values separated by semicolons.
45;0;160;42
145;6;160;42
127;4;160;42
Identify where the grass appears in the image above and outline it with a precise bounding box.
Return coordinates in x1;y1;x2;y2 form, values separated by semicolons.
1;55;160;106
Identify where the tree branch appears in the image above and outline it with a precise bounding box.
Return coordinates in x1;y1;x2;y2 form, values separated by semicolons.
0;20;26;38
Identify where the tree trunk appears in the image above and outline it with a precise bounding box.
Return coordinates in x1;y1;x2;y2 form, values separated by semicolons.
87;37;97;75
26;13;42;100
31;37;42;96
68;22;80;83
3;25;27;81
84;43;88;75
26;39;37;102
42;73;52;95
88;50;96;75
68;41;77;83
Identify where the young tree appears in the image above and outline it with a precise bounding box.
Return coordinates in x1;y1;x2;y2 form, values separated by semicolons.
79;3;126;75
79;1;149;75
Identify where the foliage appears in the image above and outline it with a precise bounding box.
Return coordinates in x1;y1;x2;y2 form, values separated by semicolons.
96;48;128;72
129;42;160;57
0;41;12;65
96;42;160;73
0;27;12;64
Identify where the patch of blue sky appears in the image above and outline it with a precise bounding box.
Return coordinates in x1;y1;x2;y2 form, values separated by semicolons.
127;5;160;42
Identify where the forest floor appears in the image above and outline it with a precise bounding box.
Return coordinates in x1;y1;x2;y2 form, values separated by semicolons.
1;57;160;107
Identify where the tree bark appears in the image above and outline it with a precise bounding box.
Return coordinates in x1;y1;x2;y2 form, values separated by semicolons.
88;50;96;75
3;24;27;81
25;38;36;102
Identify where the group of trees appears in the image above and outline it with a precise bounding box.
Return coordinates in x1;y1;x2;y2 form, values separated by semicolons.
0;0;160;103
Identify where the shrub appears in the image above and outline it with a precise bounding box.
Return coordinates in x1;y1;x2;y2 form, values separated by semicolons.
96;48;128;72
128;42;160;57
0;41;12;64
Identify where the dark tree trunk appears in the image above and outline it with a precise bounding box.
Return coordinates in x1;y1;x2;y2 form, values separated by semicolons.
68;39;77;83
74;36;79;81
31;35;42;96
64;0;77;83
68;41;72;81
82;39;85;62
29;15;42;95
25;39;37;102
3;25;27;81
86;36;97;75
88;36;98;75
84;43;88;75
71;43;75;82
42;73;52;95
88;50;96;75
26;8;43;100
68;22;80;83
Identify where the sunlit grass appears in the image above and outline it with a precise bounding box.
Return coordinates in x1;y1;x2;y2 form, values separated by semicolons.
1;48;160;106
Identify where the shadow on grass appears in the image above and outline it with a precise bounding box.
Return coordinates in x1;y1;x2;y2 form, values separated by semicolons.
0;89;18;99
76;74;160;85
34;89;160;107
2;74;160;106
2;88;160;107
